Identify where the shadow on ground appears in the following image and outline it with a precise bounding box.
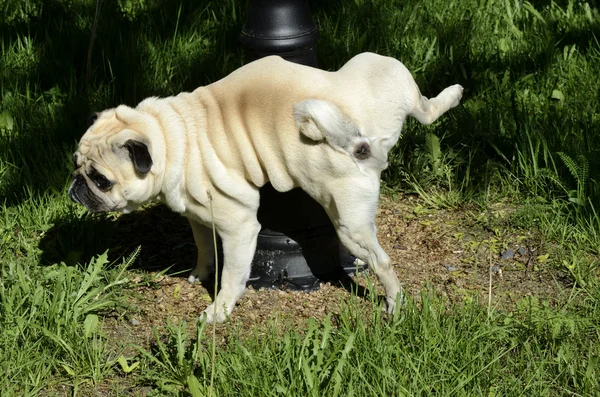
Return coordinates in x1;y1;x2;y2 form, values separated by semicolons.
39;204;197;275
38;201;379;304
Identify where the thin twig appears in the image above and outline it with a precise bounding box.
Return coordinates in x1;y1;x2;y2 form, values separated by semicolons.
208;190;218;397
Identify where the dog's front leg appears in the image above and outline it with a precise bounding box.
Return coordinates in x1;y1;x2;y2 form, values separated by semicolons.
202;213;260;323
187;220;215;284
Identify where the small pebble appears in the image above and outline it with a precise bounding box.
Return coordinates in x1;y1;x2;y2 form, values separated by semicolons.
517;247;527;256
501;249;515;260
130;318;141;326
490;265;502;274
444;265;458;272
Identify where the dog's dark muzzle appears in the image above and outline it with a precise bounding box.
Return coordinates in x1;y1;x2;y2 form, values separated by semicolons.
68;175;85;204
68;174;104;211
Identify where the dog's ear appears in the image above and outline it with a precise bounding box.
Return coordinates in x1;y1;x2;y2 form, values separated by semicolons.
87;112;99;127
123;139;153;174
115;105;139;124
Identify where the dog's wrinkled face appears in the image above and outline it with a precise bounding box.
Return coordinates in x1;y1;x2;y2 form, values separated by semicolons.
69;108;155;214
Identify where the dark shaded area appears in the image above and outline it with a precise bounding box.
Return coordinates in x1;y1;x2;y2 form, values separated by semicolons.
38;198;368;292
39;204;197;274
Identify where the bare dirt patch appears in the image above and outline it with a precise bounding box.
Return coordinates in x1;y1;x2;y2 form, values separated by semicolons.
103;195;567;350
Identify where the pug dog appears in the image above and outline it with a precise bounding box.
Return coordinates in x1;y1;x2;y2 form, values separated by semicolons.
69;52;463;322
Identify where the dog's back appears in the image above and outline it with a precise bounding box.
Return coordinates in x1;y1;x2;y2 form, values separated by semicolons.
293;52;463;173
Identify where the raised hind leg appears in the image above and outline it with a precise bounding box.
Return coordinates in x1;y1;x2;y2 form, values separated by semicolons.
411;84;463;125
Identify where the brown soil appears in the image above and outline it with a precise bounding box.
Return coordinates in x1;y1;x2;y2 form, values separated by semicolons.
103;194;568;351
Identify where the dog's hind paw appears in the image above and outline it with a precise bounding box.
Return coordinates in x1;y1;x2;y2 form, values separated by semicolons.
445;84;464;108
201;303;229;324
385;291;406;315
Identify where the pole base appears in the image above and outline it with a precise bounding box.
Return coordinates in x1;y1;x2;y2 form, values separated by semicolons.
250;185;366;291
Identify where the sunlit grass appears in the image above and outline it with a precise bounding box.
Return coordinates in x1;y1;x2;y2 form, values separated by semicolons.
137;290;600;396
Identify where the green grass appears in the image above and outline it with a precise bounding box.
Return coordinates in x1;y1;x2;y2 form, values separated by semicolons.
1;0;600;395
0;251;134;395
135;290;600;396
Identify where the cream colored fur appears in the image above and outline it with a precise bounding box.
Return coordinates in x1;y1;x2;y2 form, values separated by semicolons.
71;52;463;322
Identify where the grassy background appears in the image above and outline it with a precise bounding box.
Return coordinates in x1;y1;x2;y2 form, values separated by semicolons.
1;0;600;395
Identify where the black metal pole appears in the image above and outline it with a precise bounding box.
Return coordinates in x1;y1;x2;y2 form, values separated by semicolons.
240;0;364;291
240;0;319;67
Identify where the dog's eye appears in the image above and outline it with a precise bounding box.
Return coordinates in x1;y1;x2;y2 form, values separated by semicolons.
94;174;113;191
89;169;113;191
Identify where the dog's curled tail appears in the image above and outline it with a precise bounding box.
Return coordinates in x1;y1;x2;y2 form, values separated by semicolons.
410;84;464;125
294;99;388;169
293;99;360;144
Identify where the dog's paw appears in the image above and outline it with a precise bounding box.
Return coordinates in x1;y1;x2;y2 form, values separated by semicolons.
385;291;405;315
201;303;229;324
446;84;464;108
